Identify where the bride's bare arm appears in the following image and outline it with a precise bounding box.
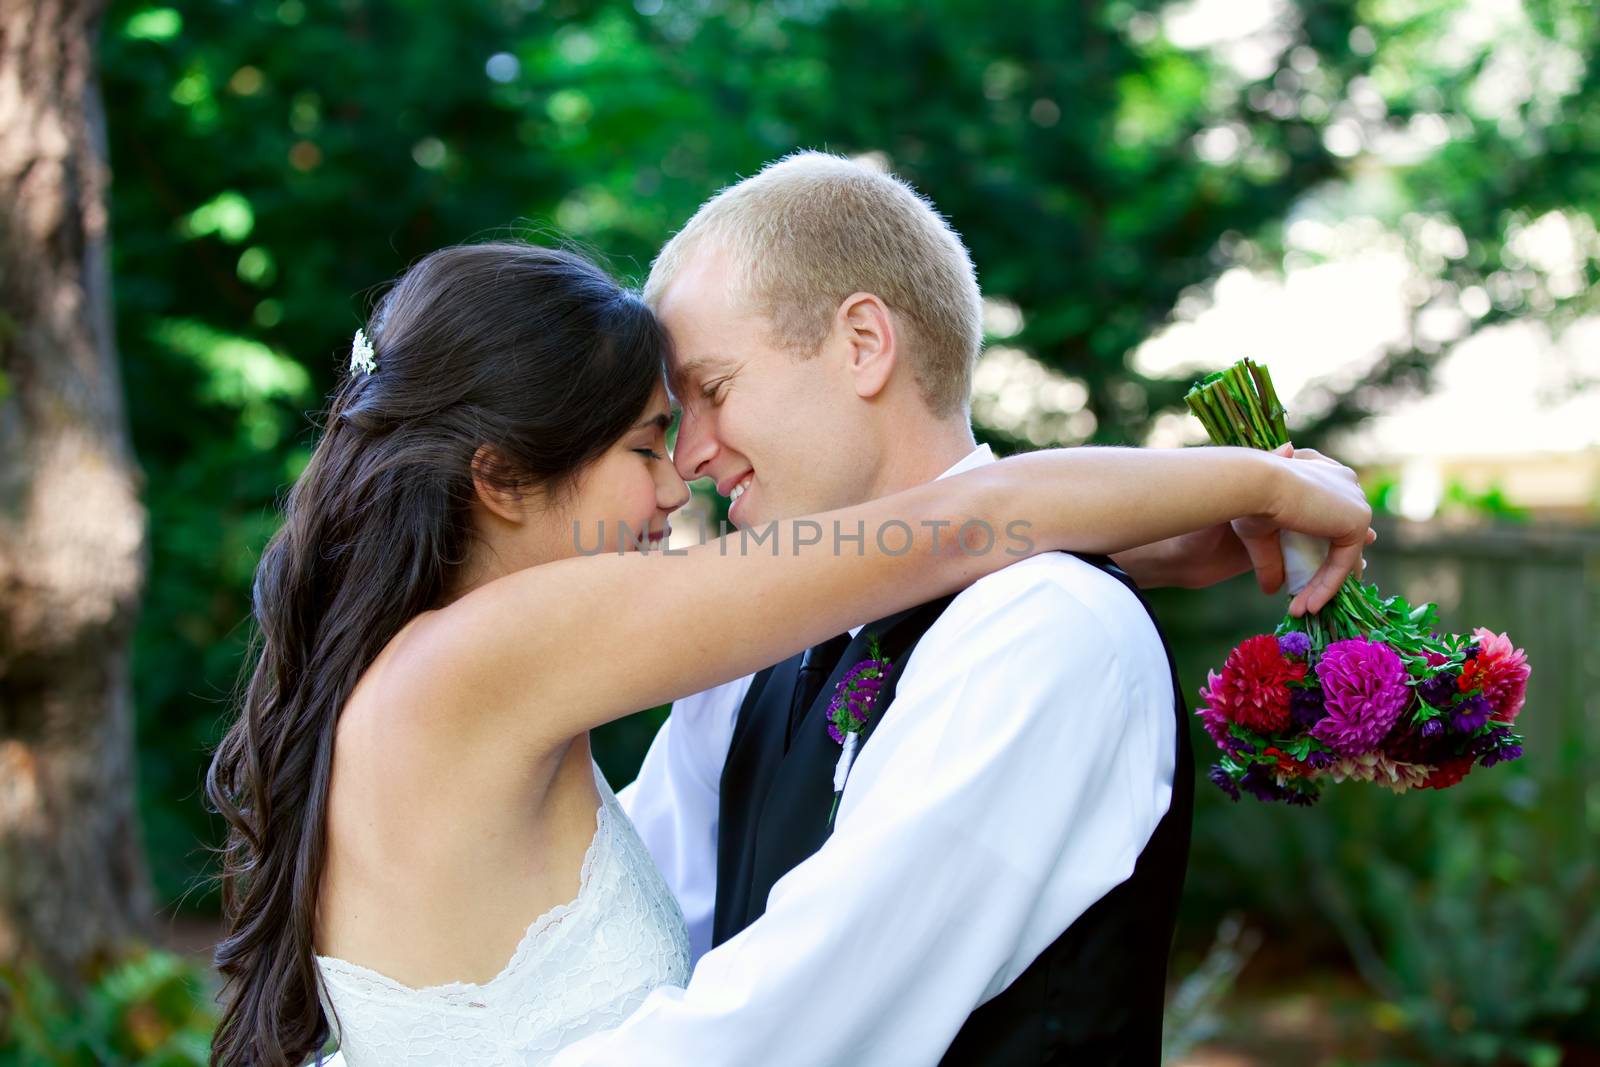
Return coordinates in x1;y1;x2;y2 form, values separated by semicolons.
420;445;1369;747
1108;443;1374;594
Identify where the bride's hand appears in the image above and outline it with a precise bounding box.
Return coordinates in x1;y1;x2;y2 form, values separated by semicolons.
1239;442;1375;617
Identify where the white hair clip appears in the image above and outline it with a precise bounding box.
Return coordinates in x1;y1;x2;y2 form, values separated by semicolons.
349;328;377;376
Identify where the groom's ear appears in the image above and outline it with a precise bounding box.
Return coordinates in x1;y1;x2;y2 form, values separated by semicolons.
837;291;896;401
470;444;529;524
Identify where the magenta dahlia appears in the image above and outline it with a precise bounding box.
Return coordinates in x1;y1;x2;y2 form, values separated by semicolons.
1310;637;1414;756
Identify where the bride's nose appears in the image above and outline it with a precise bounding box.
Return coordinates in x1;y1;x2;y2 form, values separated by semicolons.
656;465;690;513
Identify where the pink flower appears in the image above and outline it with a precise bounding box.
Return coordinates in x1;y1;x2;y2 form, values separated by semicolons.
1196;676;1235;749
1466;628;1530;723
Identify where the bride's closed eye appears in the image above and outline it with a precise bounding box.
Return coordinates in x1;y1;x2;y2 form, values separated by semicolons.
628;409;674;462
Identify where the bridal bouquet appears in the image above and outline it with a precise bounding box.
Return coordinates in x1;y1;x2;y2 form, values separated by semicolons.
1187;360;1530;805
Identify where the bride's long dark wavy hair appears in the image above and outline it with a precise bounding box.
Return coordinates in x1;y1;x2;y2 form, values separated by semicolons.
205;242;666;1066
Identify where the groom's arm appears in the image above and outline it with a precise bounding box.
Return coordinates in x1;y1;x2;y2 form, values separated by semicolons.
555;555;1174;1067
617;674;752;962
1112;524;1257;589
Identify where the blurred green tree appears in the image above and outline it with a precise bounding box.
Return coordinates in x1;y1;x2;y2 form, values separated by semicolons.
94;0;1598;927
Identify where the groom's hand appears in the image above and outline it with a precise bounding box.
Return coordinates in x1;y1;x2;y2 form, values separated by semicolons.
1118;522;1253;591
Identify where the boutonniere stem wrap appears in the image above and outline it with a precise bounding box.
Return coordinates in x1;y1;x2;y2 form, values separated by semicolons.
827;637;894;826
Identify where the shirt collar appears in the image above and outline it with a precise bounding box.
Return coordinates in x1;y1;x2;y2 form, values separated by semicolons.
934;443;996;481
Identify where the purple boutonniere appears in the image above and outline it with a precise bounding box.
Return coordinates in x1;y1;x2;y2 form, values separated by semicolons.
827;637;894;825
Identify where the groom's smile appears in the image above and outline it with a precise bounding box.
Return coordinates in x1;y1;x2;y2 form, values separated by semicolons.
718;470;755;526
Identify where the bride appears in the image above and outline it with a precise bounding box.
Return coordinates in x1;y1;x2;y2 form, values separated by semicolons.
205;240;1371;1066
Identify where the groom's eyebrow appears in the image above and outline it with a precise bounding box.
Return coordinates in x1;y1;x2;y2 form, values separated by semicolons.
667;361;701;404
669;354;733;392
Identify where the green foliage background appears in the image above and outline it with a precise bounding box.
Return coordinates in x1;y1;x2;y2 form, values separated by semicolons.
81;0;1600;1061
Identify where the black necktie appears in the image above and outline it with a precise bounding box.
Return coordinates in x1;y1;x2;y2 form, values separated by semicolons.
787;632;853;750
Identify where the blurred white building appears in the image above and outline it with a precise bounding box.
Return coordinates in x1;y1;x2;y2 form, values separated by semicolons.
972;215;1599;524
1128;228;1600;522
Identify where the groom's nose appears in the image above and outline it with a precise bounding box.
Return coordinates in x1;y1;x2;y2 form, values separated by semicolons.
672;406;717;482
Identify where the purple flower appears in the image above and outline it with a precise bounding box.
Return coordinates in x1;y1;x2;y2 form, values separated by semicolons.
828;644;894;748
1468;724;1513;756
1480;741;1524;768
1235;764;1318;805
1304;748;1336;770
1239;764;1286;802
1452;694;1493;733
1464;732;1494;761
1421;718;1444;740
1208;765;1241;801
1290;685;1328;729
1309;638;1414;756
1418;671;1460;709
1277;632;1312;660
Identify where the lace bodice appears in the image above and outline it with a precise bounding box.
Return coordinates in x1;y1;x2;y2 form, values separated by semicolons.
313;765;690;1066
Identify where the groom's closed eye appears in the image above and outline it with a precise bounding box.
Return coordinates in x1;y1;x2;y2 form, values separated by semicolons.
670;354;738;407
700;377;730;406
668;356;717;404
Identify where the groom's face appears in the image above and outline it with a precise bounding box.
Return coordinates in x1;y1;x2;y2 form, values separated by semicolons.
656;245;873;528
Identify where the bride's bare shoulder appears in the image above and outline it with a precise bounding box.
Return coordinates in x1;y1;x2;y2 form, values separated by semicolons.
336;606;494;746
336;570;578;753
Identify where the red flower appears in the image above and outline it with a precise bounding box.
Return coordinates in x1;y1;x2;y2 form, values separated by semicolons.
1262;746;1307;776
1422;755;1475;790
1208;634;1306;734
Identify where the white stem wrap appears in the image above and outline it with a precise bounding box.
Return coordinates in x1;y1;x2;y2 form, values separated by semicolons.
833;732;860;793
1280;531;1331;597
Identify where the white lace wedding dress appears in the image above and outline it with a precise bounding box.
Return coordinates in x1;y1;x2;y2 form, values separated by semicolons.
313;764;690;1065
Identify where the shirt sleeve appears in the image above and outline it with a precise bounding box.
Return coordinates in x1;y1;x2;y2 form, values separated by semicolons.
616;674;752;963
554;556;1176;1067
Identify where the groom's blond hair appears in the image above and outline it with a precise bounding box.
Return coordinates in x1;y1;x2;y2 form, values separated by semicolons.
644;151;983;417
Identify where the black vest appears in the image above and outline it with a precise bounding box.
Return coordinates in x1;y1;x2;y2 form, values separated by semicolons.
713;554;1194;1065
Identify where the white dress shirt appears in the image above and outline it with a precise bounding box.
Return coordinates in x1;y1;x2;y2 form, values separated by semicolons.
554;445;1175;1067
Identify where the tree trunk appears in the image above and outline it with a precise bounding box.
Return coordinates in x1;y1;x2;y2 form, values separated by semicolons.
0;0;152;983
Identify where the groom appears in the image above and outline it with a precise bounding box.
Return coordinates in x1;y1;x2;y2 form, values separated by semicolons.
557;152;1254;1065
